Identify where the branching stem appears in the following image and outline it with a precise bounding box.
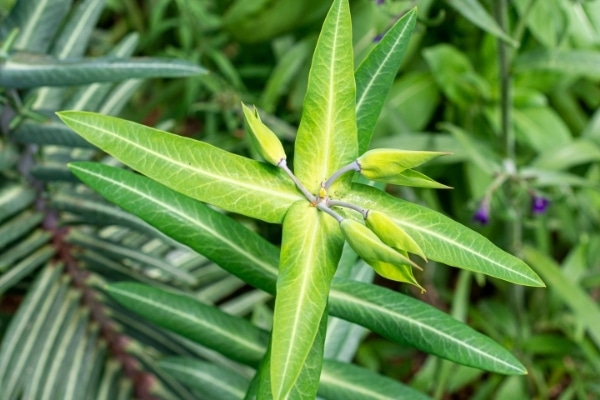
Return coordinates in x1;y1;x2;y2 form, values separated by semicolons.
278;160;316;203
316;202;344;223
323;160;360;191
327;200;368;219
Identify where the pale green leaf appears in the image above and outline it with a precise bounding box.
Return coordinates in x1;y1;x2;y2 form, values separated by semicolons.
294;0;358;195
271;200;343;399
446;0;518;46
0;183;36;224
0;230;51;272
58;111;303;223
345;184;545;287
0;245;54;296
355;8;417;153
12;119;94;148
531;139;600;170
523;246;600;349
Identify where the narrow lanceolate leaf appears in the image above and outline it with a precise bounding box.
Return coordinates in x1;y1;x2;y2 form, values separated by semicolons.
58;112;303;223
328;279;528;375
345;184;544;287
68;162;280;293
271;201;344;399
355;8;417;154
319;360;432;400
1;54;206;89
105;282;269;366
446;0;518;47
294;0;358;195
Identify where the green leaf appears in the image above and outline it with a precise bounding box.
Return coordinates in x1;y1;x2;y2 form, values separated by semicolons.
58;112;303;223
271;200;343;399
0;210;44;249
531;139;600;170
1;0;71;52
0;183;36;224
0;245;54;296
0;230;51;272
12;119;95;148
514;50;600;78
512;106;572;152
354;8;417;153
68;162;280;293
158;357;250;400
328;280;527;375
319;359;432;400
446;0;518;47
523;246;600;349
345;184;545;287
1;53;206;89
294;0;358;195
105;282;270;366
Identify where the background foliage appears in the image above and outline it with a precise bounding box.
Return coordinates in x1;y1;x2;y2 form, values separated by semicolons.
1;0;600;399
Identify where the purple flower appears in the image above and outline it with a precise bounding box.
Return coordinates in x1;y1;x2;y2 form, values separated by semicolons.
531;195;550;215
375;0;384;4
373;33;384;43
472;202;490;225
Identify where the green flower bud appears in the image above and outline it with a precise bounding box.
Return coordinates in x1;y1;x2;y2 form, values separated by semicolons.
340;219;423;289
385;169;451;189
241;103;286;166
370;260;425;293
365;210;427;261
357;149;448;184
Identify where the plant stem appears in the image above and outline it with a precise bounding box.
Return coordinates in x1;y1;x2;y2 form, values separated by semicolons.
316;202;344;223
323;160;360;191
327;200;368;218
278;160;316;203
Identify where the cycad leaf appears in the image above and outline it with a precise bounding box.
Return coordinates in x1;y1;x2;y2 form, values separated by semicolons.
58;112;302;223
1;0;71;52
345;184;544;287
0;245;54;296
2;54;206;89
271;201;343;399
294;0;357;195
355;8;417;153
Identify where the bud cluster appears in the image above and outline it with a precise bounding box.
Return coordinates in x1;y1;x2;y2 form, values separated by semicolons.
242;103;450;291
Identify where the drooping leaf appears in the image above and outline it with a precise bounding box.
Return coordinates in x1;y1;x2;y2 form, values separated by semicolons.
294;0;358;195
58;112;303;223
345;184;545;287
271;200;343;398
354;8;417;153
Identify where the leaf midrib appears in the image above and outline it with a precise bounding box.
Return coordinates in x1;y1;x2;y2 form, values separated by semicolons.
63;116;301;205
328;288;523;373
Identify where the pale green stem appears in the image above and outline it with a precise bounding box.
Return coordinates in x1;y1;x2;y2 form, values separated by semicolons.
323;160;360;191
327;200;368;219
316;202;344;223
278;160;316;203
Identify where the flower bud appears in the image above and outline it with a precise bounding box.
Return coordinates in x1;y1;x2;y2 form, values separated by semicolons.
365;210;426;261
340;219;423;289
357;149;448;184
385;169;451;189
241;103;286;166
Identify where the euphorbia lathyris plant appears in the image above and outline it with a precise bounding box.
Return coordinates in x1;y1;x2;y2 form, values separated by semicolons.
58;0;544;398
